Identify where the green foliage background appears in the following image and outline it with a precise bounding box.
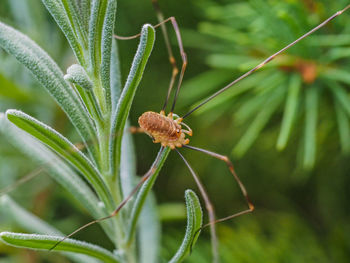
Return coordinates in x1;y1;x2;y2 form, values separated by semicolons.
0;0;349;262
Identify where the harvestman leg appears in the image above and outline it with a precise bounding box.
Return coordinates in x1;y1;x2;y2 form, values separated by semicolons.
114;8;187;113
181;4;350;119
151;0;179;112
0;167;45;196
175;149;219;263
177;145;254;262
0;141;91;197
183;145;255;222
51;147;166;250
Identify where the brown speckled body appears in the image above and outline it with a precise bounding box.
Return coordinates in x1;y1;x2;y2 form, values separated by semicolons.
138;111;191;149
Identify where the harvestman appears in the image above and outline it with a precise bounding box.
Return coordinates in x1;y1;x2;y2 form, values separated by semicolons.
2;2;349;262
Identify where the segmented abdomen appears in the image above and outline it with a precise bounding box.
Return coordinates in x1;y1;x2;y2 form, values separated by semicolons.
138;111;180;140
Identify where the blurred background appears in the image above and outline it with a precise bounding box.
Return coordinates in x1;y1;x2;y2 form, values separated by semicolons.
1;0;350;262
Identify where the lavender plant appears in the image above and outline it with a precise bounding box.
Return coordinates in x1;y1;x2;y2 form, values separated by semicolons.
0;1;202;262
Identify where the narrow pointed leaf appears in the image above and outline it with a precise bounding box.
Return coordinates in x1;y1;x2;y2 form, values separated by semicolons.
41;0;86;65
328;81;350;117
169;190;203;263
89;0;108;75
138;193;161;263
77;0;91;32
110;24;155;176
120;124;137;198
0;114;114;239
1;195;61;236
334;102;350;153
303;86;318;169
0;22;97;157
277;74;302;150
126;147;171;243
233;88;284;157
308;34;350;47
0;232;120;263
179;69;234;108
0;196;99;263
5;110;115;212
61;0;88;46
326;47;350;61
101;0;117;111
235;71;285;124
110;40;122;112
323;68;350;85
235;92;270;125
195;70;269;116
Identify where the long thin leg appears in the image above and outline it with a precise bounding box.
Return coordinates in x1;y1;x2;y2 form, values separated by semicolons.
166;17;187;114
181;4;350;119
151;0;179;112
0;167;45;196
50;147;166;251
0;140;92;197
183;145;254;226
175;149;219;263
114;15;187;114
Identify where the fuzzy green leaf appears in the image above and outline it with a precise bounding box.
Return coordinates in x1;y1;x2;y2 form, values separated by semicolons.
65;64;93;90
0;21;97;158
89;0;109;75
120;128;161;263
62;0;88;47
0;232;120;263
0;196;99;263
1;195;61;236
303;86;318;169
277;74;302;151
41;0;86;65
126;147;171;243
120;124;137;197
88;0;117;115
138;193;161;263
0;113;114;238
110;24;155;177
101;0;117;111
110;39;122;111
77;0;91;32
169;190;203;263
5;110;115;213
64;64;103;120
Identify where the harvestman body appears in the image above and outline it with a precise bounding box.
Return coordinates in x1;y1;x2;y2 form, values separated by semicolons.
138;111;191;149
7;1;348;262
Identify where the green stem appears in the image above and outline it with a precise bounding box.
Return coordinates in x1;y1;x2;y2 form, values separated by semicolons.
91;77;108;118
126;147;171;245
